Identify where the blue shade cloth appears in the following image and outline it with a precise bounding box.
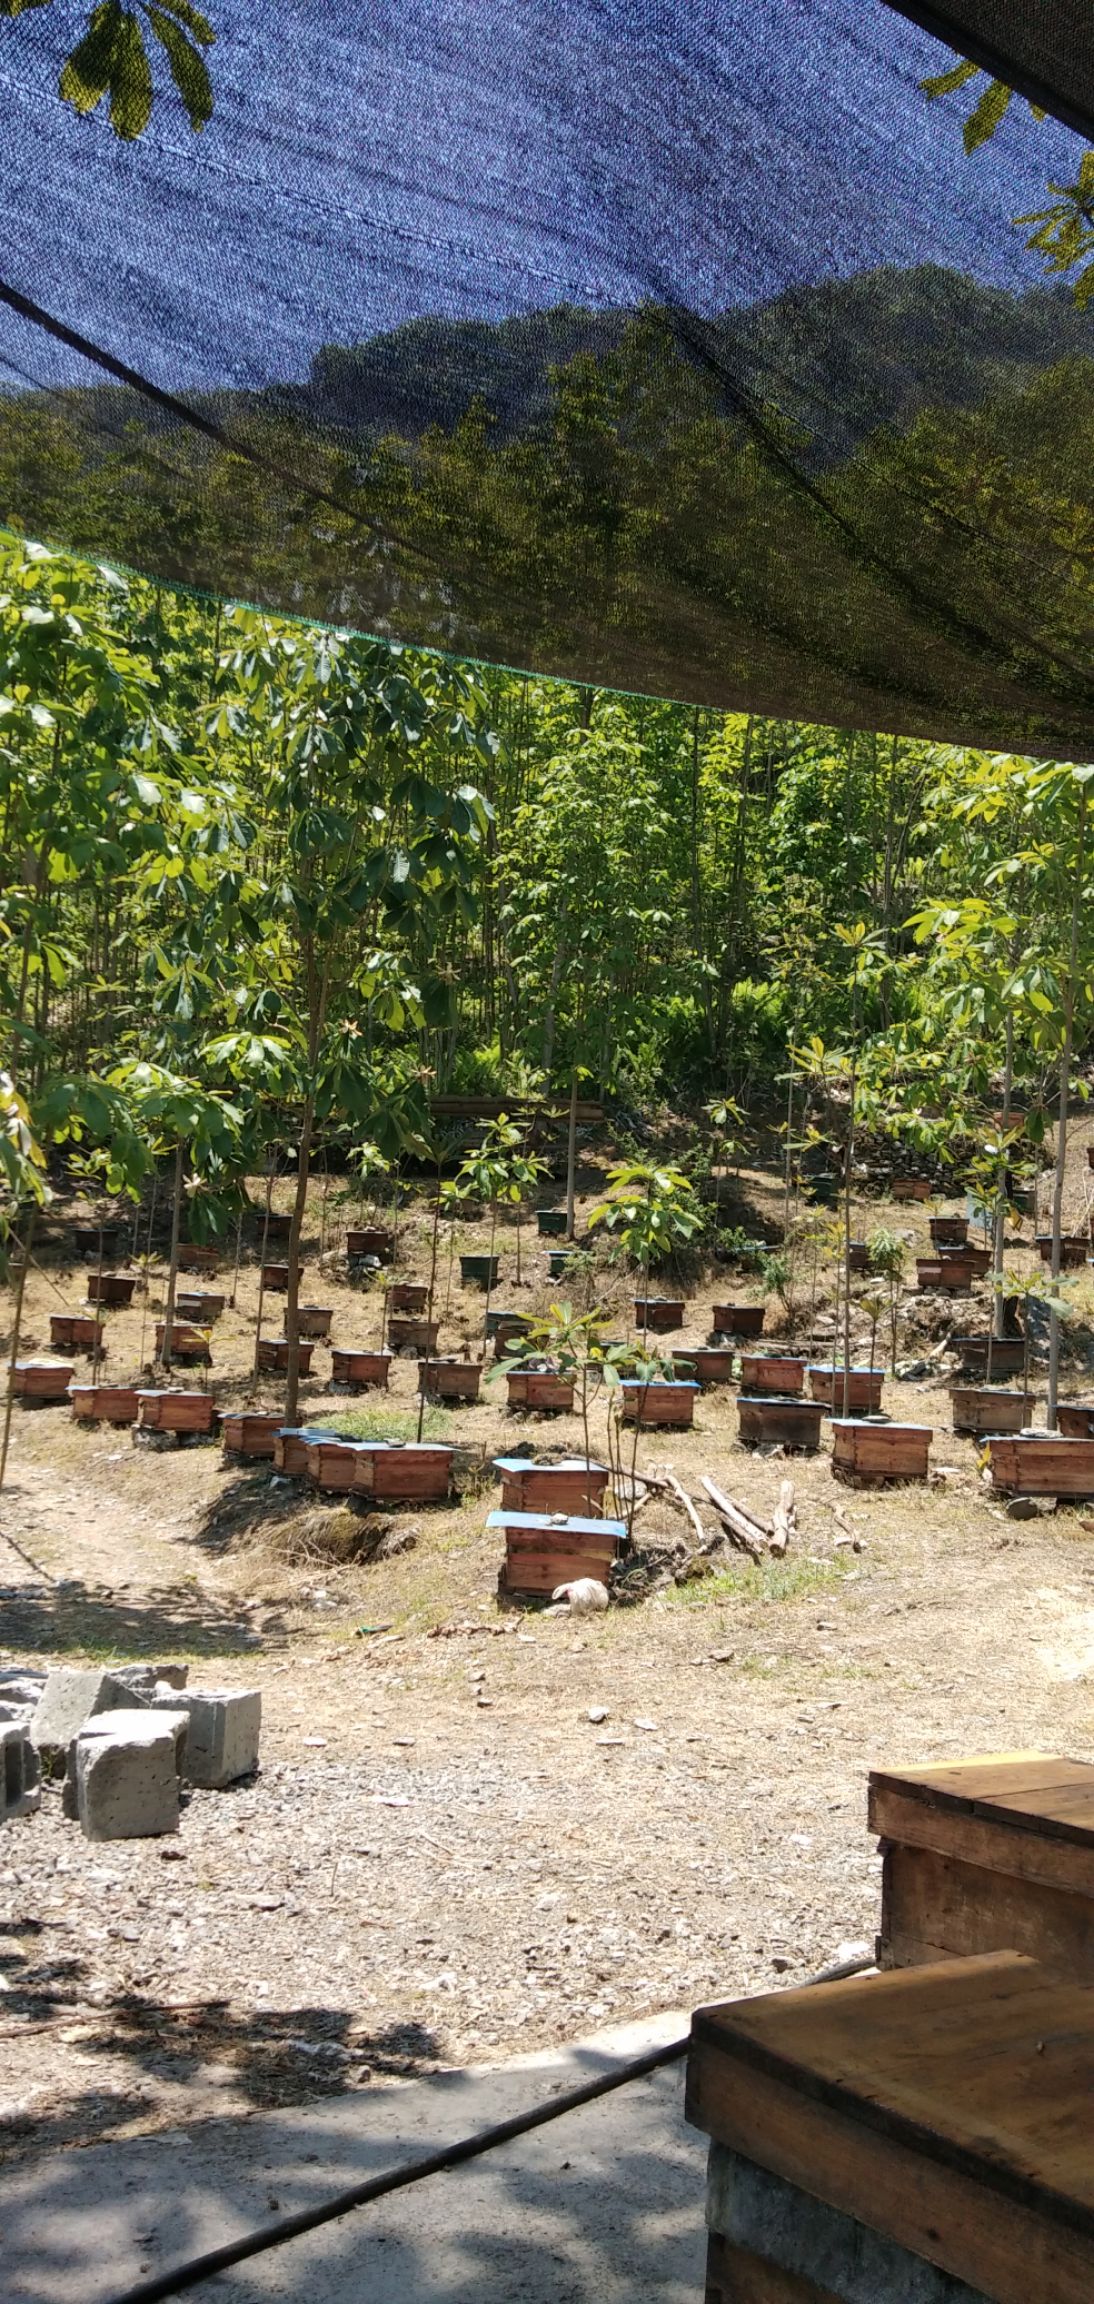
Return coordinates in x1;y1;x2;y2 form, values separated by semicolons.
0;0;1091;749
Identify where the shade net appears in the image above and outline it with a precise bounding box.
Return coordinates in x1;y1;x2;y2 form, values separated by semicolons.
0;0;1092;751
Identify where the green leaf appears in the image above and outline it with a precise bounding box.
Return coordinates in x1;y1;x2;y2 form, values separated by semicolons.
153;0;214;41
109;11;154;138
962;78;1012;153
146;4;213;127
58;2;121;117
920;58;979;100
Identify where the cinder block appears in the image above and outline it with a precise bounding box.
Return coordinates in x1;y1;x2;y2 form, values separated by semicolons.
0;1672;46;1708
1;1724;41;1819
30;1668;135;1769
74;1709;189;1841
156;1688;261;1788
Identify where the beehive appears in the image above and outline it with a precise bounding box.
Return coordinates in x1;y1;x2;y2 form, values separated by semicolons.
808;1365;884;1413
737;1394;823;1450
329;1348;391;1390
831;1417;931;1482
49;1312;104;1353
70;1383;140;1426
255;1338;314;1376
670;1347;736;1387
710;1303;764;1338
155;1321;211;1365
494;1456;609;1513
352;1443;452;1502
619;1379;697;1428
346;1226;394;1262
987;1433;1094;1496
505;1367;576;1413
950;1385;1030;1436
491;1508;625;1597
10;1360;75;1403
220;1412;284;1459
738;1353;805;1396
633;1296;685;1333
86;1271;137;1308
136;1390;217;1436
417;1358;482;1401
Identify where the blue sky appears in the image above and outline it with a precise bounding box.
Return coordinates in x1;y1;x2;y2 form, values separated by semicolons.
0;0;1087;394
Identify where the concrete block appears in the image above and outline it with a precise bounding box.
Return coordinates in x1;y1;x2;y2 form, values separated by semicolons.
0;1672;46;1708
1;1724;41;1820
30;1668;134;1769
155;1687;261;1788
74;1709;189;1841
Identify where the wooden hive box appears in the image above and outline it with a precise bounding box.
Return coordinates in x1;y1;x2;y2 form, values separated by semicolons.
306;1436;368;1491
70;1383;140;1426
50;1311;105;1353
537;1208;568;1236
136;1390;216;1436
177;1243;219;1275
892;1174;932;1200
354;1443;453;1502
155;1321;211;1365
273;1425;336;1476
329;1347;391;1390
490;1508;625;1597
710;1303;764;1338
930;1214;969;1247
1037;1232;1089;1268
916;1255;974;1293
487;1309;532;1350
72;1223;121;1259
494;1456;609;1514
175;1290;225;1322
950;1385;1030;1436
255;1338;315;1376
418;1358;482;1401
737;1394;823;1451
390;1282;429;1316
261;1261;290;1291
671;1347;737;1387
261;1209;292;1243
388;1315;440;1356
505;1367;576;1413
831;1418;931;1483
870;1751;1094;1980
86;1271;136;1308
619;1379;697;1428
11;1360;75;1403
808;1365;884;1413
634;1296;685;1333
952;1333;1025;1377
687;1951;1094;2304
346;1225;394;1263
738;1353;805;1397
460;1252;500;1287
296;1304;333;1339
547;1246;584;1278
846;1240;870;1275
987;1432;1094;1496
220;1411;284;1459
1059;1402;1094;1439
956;1244;992;1278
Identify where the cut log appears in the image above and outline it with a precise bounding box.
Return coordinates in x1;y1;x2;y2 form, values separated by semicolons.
770;1478;796;1557
660;1468;708;1551
700;1475;768;1561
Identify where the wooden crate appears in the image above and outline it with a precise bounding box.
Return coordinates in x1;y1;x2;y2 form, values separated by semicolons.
619;1380;697;1428
296;1304;333;1339
10;1360;74;1404
916;1256;974;1293
418;1358;482;1401
136;1390;216;1437
930;1215;969;1247
352;1444;452;1502
86;1271;136;1308
951;1333;1025;1377
490;1508;624;1597
50;1312;105;1354
808;1365;884;1413
70;1384;139;1426
346;1226;394;1263
987;1433;1094;1496
72;1224;121;1259
737;1395;823;1451
460;1253;500;1287
671;1348;737;1387
846;1241;870;1275
176;1290;225;1322
274;1426;336;1476
831;1418;931;1483
505;1367;576;1413
261;1261;290;1291
177;1243;219;1275
261;1210;292;1243
1058;1402;1094;1439
710;1304;764;1338
329;1348;391;1390
537;1209;568;1237
950;1385;1030;1436
955;1245;991;1278
739;1354;805;1397
220;1411;284;1459
486;1309;531;1349
687;1952;1094;2304
155;1321;211;1365
870;1751;1094;1979
891;1175;932;1201
388;1316;440;1355
634;1297;685;1333
306;1437;366;1491
255;1338;315;1376
1036;1232;1089;1268
390;1282;429;1315
494;1456;609;1513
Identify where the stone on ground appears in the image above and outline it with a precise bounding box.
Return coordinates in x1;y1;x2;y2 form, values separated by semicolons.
73;1709;190;1841
154;1688;261;1788
29;1668;135;1771
1;1723;40;1820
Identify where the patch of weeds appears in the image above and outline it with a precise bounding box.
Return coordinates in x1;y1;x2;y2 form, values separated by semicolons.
668;1555;853;1607
314;1404;451;1443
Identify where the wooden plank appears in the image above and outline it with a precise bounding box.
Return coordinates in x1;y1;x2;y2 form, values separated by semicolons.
869;1782;1094;1898
704;2235;841;2304
879;1842;1094;1978
870;1751;1090;1814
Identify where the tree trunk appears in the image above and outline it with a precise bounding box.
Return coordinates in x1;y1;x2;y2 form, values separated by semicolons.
161;1136;185;1372
284;1103;315;1427
1047;784;1087;1429
0;1209;36;1493
565;1070;579;1240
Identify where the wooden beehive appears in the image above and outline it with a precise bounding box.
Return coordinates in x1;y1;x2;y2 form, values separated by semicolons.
490;1508;625;1597
808;1364;884;1413
175;1290;225;1322
710;1303;764;1338
1058;1402;1094;1439
388;1316;440;1355
306;1436;367;1491
870;1751;1094;1980
687;1952;1094;2304
737;1394;823;1451
177;1243;219;1275
255;1337;315;1376
831;1417;931;1483
916;1255;974;1292
72;1223;121;1259
261;1209;292;1243
891;1174;932;1201
633;1296;685;1334
930;1214;969;1247
505;1367;576;1413
296;1304;333;1339
486;1308;531;1349
273;1425;336;1476
460;1252;500;1287
619;1379;697;1428
70;1383;139;1426
352;1443;452;1502
547;1246;583;1278
329;1347;391;1390
1036;1232;1089;1268
670;1347;737;1387
136;1390;217;1437
390;1282;429;1315
220;1411;284;1459
738;1353;805;1397
950;1385;1030;1436
954;1244;992;1278
846;1240;870;1275
494;1456;609;1514
951;1333;1025;1377
987;1432;1094;1496
418;1358;482;1401
345;1225;394;1263
261;1261;290;1291
10;1360;75;1403
86;1271;137;1308
537;1208;568;1236
155;1321;211;1365
50;1311;105;1354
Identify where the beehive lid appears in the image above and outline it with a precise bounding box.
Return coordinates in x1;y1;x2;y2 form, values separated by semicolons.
486;1510;626;1540
619;1378;699;1391
870;1750;1094;1848
492;1456;608;1475
830;1417;931;1436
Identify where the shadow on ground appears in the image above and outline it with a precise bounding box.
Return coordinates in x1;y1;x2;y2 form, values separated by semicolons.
0;1569;270;1659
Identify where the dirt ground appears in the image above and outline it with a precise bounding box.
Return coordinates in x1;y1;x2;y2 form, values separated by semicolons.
5;1139;1094;2169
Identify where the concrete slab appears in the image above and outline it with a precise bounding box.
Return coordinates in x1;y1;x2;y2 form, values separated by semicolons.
0;2011;702;2303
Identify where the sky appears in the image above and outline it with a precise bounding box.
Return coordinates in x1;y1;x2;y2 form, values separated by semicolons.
0;0;1087;396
